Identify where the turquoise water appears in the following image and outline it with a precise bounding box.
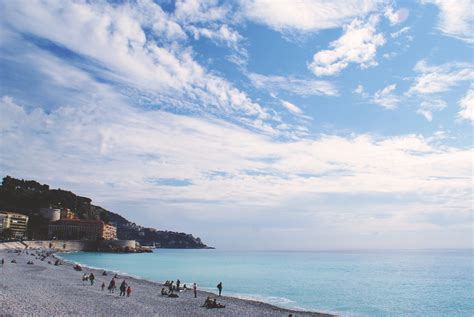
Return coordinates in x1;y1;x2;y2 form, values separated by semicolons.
60;249;473;316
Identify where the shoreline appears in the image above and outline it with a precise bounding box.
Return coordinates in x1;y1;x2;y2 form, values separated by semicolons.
0;248;336;316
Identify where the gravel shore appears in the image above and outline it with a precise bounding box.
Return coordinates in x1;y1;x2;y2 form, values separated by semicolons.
0;249;334;317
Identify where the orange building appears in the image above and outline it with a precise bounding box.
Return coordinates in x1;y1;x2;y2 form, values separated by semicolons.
48;219;117;240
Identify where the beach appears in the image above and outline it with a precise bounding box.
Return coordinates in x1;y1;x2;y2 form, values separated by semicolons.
0;249;333;317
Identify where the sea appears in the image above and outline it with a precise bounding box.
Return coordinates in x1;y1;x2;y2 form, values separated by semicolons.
59;249;473;316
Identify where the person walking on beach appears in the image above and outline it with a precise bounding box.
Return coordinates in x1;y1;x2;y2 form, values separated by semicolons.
120;280;127;296
89;273;95;286
193;283;197;298
126;286;132;297
176;279;180;291
101;281;105;291
217;282;222;296
108;278;116;293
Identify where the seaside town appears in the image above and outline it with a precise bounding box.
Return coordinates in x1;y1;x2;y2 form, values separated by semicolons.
1;208;117;242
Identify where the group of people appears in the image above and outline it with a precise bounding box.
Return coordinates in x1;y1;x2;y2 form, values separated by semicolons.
202;296;226;309
82;273;95;285
103;277;132;297
161;279;225;309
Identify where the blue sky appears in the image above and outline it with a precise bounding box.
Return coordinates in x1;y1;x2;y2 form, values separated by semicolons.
0;0;472;250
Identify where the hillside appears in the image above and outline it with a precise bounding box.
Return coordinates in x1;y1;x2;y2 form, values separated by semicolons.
0;176;210;248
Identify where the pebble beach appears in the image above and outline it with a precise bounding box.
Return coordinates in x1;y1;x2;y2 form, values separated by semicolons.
0;249;334;317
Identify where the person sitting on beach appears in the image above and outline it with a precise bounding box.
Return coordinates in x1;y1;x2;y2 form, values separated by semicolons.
213;298;225;308
89;273;95;286
101;282;105;291
168;293;179;298
202;296;213;307
102;271;107;276
82;274;89;284
120;280;127;296
161;288;168;296
74;264;82;271
126;286;132;297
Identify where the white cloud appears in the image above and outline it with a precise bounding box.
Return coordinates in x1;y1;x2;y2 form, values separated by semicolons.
416;99;447;121
188;24;242;48
458;89;474;122
248;73;338;96
407;60;474;95
421;0;474;43
239;0;384;32
0;0;275;131
371;84;400;109
2;92;472;248
384;6;409;25
308;16;385;76
280;100;303;114
174;0;231;23
354;84;365;95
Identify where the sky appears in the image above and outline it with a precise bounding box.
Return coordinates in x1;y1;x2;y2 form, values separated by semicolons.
0;0;472;250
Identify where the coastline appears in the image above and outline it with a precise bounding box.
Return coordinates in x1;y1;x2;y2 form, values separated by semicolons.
0;248;336;316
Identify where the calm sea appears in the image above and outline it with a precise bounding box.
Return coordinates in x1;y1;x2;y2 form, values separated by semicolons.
60;249;473;316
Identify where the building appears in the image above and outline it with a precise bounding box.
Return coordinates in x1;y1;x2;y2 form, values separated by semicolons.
0;212;29;239
103;223;117;240
48;219;116;240
60;208;77;220
39;208;61;222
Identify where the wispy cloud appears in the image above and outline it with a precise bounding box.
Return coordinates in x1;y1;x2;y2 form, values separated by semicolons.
458;88;474;123
407;60;474;95
248;73;338;96
421;0;474;43
416;99;447;121
0;0;274;131
371;84;400;109
280;100;303;115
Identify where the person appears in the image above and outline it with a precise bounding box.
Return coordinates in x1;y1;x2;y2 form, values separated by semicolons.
89;273;95;286
217;282;223;296
120;280;127;296
126;286;132;297
101;282;105;291
193;283;197;298
108;278;116;293
1;258;4;265
168;281;173;293
161;288;168;296
176;279;180;291
82;274;89;285
211;298;225;308
102;271;108;276
202;296;212;308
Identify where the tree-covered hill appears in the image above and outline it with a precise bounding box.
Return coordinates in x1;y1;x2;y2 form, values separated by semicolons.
0;176;210;248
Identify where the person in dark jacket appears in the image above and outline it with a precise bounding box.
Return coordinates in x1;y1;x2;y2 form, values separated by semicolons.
120;280;127;296
217;282;223;296
89;273;95;285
